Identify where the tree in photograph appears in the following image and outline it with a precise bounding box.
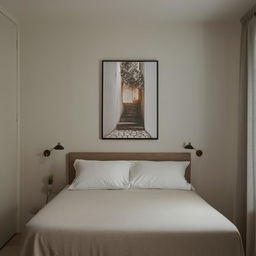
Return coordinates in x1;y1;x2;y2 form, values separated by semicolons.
120;62;144;89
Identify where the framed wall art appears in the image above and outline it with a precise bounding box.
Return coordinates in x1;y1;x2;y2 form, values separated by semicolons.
102;60;158;139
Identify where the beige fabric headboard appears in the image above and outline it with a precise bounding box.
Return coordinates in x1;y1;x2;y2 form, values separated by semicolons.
68;152;191;184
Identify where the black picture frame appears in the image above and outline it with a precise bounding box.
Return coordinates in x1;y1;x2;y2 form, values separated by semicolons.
101;60;158;140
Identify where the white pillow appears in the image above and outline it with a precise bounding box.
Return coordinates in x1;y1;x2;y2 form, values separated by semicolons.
130;161;191;190
68;160;131;190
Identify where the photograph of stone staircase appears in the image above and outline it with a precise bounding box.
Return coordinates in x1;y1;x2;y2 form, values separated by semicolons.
102;61;158;139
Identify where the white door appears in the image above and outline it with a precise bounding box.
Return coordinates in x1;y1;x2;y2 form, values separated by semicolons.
0;12;18;248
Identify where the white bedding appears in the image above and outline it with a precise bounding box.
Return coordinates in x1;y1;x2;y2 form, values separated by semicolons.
21;188;244;256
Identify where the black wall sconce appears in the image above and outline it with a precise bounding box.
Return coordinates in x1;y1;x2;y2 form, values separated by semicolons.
183;142;203;157
43;142;64;157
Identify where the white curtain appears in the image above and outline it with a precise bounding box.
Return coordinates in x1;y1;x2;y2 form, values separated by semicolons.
234;12;256;256
247;16;256;256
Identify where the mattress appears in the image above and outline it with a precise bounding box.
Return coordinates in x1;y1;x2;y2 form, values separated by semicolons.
21;188;244;256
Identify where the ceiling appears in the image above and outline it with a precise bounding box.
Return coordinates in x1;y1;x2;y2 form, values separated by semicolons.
0;0;255;23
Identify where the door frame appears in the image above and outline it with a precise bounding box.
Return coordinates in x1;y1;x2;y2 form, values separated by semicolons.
0;5;20;233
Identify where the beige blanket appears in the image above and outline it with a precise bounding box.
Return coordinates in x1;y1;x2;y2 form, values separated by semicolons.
21;188;244;256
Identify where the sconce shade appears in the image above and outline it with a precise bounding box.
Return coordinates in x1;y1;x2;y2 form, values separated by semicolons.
184;142;194;150
54;143;64;150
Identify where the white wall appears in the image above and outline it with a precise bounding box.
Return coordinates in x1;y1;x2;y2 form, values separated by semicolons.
20;21;240;226
144;62;158;138
103;62;123;136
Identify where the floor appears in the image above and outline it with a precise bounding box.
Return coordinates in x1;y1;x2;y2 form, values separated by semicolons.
0;235;21;256
105;129;151;138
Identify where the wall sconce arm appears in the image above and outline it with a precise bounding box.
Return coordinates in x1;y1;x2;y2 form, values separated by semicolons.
183;142;203;157
43;143;64;157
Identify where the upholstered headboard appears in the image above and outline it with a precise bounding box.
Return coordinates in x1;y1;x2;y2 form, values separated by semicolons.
68;152;191;184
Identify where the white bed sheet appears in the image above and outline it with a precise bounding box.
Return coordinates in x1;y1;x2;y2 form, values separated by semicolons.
21;188;244;256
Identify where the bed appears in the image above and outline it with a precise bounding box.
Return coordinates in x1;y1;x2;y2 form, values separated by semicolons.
21;152;244;256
